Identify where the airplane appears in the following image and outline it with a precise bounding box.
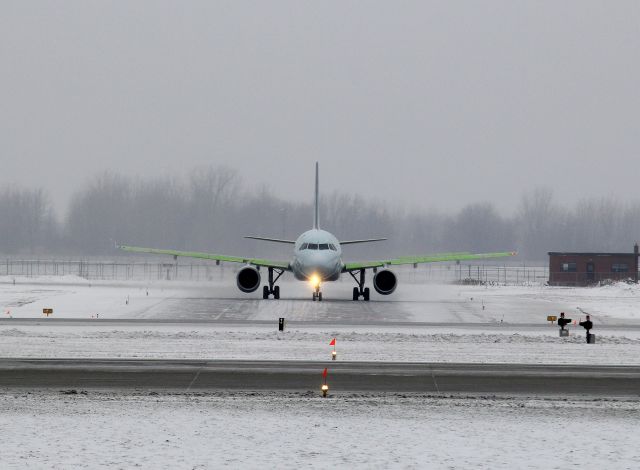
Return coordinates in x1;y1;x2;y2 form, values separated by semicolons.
118;163;517;301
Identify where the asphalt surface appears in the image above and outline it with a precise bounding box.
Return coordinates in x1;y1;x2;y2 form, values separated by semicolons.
1;359;639;396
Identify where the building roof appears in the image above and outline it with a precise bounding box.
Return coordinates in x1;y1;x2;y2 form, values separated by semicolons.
548;252;637;257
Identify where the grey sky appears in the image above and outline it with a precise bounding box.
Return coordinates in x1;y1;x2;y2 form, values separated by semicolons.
1;1;638;215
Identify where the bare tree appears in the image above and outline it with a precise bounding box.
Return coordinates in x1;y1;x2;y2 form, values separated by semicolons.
65;172;133;253
185;166;239;250
3;170;640;261
0;188;57;255
444;202;516;253
517;187;564;260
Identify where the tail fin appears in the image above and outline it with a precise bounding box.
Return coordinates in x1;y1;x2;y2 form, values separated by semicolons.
314;161;320;229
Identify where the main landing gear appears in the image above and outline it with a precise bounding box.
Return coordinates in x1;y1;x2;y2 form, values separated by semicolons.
349;269;370;301
262;267;284;299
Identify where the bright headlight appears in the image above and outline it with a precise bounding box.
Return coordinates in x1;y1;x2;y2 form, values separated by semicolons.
310;274;321;287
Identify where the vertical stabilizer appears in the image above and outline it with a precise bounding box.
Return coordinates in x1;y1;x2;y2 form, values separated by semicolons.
314;162;320;229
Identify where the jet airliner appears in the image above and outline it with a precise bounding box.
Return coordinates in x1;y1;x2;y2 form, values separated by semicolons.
119;163;516;301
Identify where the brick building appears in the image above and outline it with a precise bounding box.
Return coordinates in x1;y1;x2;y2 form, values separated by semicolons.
548;244;639;286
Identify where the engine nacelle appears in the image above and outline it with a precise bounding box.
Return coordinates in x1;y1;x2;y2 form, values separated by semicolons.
373;269;397;295
236;266;261;293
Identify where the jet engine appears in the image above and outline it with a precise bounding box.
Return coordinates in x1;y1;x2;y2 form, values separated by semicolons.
373;269;397;295
236;266;261;293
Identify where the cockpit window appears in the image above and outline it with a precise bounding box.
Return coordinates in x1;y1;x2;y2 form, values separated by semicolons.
308;243;318;250
319;243;329;250
300;243;308;250
329;244;337;251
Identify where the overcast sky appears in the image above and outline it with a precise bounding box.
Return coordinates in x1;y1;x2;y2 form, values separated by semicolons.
1;1;638;215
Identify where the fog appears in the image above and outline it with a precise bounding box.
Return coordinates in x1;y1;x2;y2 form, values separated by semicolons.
1;166;640;261
1;2;639;260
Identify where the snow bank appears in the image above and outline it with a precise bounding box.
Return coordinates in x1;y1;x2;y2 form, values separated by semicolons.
1;324;638;365
0;391;637;469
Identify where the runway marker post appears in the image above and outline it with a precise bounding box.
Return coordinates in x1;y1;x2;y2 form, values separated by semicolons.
321;368;329;397
558;313;571;337
330;338;336;360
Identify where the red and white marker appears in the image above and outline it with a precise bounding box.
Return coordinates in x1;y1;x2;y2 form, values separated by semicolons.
330;338;337;360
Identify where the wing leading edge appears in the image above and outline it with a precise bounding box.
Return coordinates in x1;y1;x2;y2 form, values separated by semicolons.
343;251;517;271
118;245;290;270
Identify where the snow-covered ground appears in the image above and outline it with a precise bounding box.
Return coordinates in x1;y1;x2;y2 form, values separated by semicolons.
0;276;176;320
1;323;639;365
1;275;639;323
1;277;639;468
1;276;639;365
0;391;638;469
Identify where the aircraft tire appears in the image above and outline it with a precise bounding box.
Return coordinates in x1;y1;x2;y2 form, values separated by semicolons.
274;286;280;299
352;287;359;301
318;292;323;301
363;287;370;301
263;286;269;299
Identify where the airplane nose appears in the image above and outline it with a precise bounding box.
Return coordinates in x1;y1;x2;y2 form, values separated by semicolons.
304;261;336;279
297;250;339;280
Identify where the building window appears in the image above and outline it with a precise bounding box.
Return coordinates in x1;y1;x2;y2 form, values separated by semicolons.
561;263;577;272
612;263;629;273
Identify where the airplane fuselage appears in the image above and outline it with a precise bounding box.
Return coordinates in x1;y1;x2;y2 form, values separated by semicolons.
291;229;343;282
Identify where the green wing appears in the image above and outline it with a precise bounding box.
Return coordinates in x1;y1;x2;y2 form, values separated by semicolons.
343;251;517;271
118;245;290;270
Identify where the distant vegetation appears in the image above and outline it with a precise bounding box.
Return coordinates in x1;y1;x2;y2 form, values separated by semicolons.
1;167;639;261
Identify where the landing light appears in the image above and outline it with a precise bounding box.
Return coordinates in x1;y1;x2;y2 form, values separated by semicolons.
310;274;321;287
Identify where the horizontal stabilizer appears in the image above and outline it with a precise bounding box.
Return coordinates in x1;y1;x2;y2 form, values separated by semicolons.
339;238;388;245
244;236;296;244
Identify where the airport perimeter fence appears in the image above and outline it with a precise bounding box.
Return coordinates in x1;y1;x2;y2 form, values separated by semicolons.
0;258;550;285
547;271;639;286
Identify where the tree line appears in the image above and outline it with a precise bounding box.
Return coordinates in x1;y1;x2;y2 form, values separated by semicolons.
1;167;639;261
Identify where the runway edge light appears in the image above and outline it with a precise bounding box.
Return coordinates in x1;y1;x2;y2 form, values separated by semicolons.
321;367;329;397
330;338;337;360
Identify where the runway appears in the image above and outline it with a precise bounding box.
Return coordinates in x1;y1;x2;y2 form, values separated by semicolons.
3;279;640;326
2;358;639;396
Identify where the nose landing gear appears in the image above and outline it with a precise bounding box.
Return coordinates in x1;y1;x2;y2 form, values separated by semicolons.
349;269;370;301
312;285;323;301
